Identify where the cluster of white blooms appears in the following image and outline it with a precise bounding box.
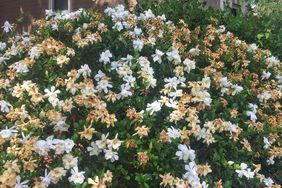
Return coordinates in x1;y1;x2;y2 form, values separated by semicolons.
87;133;122;162
105;5;130;31
235;163;254;179
220;77;243;96
246;103;258;122
35;136;74;156
175;144;208;187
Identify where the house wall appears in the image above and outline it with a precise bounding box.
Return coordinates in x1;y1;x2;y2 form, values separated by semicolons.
0;0;123;33
0;0;49;32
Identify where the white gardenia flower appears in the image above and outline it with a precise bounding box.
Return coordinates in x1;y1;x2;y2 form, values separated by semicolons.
183;58;196;73
108;134;122;150
10;44;18;56
261;71;271;80
235;163;254;179
44;86;60;107
118;84;132;99
201;76;211;89
267;157;275;165
146;101;162;115
96;133;109;149
189;48;200;56
0;126;18;140
240;163;248;170
64;139;75;153
96;79;113;94
51;23;59;31
62;154;78;169
0;100;11;113
15;176;29;188
0;56;9;64
139;9;155;20
45;9;54;18
248;103;258;112
10;60;29;73
152;49;164;63
231;84;243;96
2;21;12;33
29;46;40;59
99;50;112;64
264;177;274;187
220;77;231;88
87;141;102;156
133;39;144;52
248;43;258;52
243;168;254;179
0;42;6;51
266;56;280;66
263;137;272;149
166;48;181;63
51;117;69;133
164;98;178;109
257;91;271;102
164;77;179;90
40;169;52;187
167;126;181;140
68;166;85;184
134;27;142;36
104;148;119;162
123;75;136;87
35;140;50;156
94;70;106;81
176;144;196;162
78;64;91;78
183;161;200;184
168;89;183;99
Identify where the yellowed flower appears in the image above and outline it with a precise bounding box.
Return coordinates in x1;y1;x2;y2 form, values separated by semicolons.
133;125;149;138
137;151;149;165
159;173;174;187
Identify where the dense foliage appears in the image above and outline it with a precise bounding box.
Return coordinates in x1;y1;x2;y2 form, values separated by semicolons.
134;0;282;60
0;4;281;188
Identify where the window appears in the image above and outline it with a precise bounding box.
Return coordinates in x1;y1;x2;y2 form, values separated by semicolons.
50;0;70;11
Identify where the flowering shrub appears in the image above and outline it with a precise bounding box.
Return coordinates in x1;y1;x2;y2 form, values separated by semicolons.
0;5;281;188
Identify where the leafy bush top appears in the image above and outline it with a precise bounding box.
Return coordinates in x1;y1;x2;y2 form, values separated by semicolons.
0;5;281;188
